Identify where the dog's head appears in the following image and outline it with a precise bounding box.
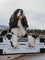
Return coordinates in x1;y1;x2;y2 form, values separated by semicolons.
9;9;28;30
14;9;24;20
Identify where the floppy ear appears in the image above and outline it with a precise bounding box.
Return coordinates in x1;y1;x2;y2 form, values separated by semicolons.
22;16;28;29
9;11;18;31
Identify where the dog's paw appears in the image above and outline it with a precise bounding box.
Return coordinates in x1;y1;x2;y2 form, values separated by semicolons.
10;41;18;48
28;36;35;47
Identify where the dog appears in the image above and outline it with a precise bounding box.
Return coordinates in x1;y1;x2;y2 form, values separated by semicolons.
9;9;28;47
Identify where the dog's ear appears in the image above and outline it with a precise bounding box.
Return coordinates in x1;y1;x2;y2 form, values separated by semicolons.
22;16;28;29
9;12;18;29
1;30;7;36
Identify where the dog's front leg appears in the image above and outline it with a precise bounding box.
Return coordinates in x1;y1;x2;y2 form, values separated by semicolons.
11;35;18;48
28;35;35;47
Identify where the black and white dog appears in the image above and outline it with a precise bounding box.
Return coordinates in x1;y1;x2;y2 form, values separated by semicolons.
1;9;35;48
9;9;28;47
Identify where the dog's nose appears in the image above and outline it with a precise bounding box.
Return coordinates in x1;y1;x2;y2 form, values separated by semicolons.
21;13;23;15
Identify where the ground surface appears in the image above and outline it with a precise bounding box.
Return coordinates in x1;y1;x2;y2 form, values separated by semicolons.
0;53;45;60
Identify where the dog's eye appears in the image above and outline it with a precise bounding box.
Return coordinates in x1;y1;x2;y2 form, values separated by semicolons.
21;11;23;13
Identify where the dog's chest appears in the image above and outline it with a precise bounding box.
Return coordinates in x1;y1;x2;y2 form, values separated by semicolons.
17;20;25;36
11;20;25;37
17;20;23;28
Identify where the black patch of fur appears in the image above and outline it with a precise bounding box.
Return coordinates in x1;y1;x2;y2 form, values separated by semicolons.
1;30;7;36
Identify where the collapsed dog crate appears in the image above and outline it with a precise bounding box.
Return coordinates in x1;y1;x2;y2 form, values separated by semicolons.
0;36;45;55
